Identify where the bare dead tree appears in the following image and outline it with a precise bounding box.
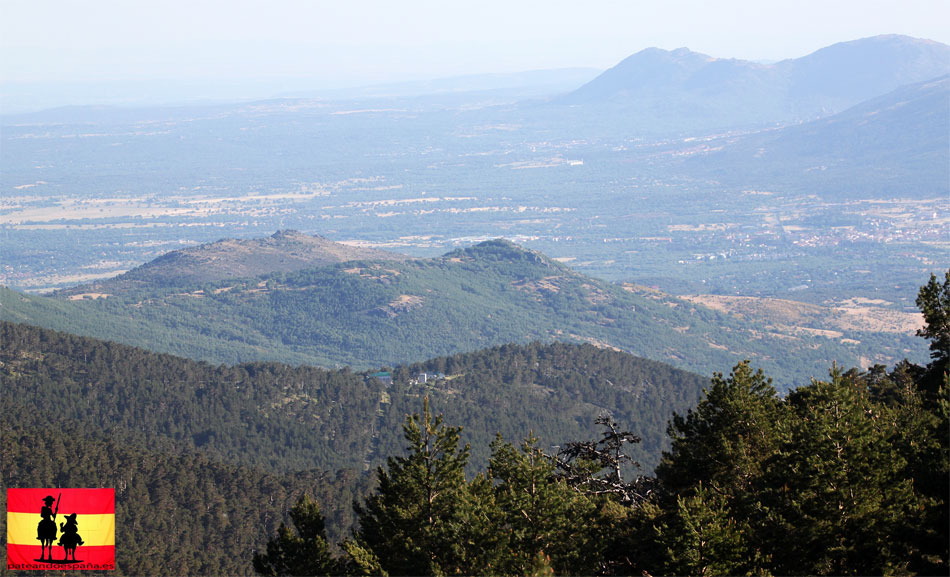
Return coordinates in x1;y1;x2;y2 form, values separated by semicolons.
550;414;656;506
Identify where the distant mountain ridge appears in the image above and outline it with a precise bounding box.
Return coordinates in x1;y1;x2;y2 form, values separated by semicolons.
682;74;950;197
782;35;950;108
59;230;412;295
556;35;950;131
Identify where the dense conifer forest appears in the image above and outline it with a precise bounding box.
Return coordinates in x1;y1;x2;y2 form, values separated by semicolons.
0;321;707;574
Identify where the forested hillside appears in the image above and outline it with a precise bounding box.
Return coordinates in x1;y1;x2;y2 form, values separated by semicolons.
278;359;946;576
2;239;924;388
0;321;711;574
0;322;709;474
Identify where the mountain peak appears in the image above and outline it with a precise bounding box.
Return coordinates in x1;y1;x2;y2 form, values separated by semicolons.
619;45;715;67
670;46;705;58
780;35;950;104
558;45;734;106
556;35;950;128
444;239;561;269
58;232;411;295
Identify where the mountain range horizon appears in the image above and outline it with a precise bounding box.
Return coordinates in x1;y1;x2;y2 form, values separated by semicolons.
3;33;947;116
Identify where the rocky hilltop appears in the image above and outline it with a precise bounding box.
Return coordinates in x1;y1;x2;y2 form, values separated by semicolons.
58;230;412;295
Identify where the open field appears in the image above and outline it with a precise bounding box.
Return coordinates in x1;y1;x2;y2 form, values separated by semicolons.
681;294;924;338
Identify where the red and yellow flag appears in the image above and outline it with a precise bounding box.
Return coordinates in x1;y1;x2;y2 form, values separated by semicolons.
7;488;115;571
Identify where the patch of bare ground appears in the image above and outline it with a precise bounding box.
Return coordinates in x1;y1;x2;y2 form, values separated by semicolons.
512;276;563;294
581;283;612;304
342;265;401;282
682;294;922;335
756;331;801;342
528;383;556;397
372;295;424;318
67;293;111;301
169;291;206;299
388;295;424;312
621;283;664;295
832;305;923;334
567;334;624;352
682;294;824;324
243;282;269;295
778;325;844;339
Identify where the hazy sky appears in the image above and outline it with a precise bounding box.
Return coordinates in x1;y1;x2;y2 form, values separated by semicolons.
2;0;949;103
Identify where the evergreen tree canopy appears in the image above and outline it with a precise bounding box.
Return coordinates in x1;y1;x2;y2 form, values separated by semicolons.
259;351;949;577
347;397;473;576
656;360;785;499
253;495;340;577
916;270;950;367
487;435;602;575
767;368;925;575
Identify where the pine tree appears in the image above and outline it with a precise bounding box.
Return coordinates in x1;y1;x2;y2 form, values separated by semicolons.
767;368;924;575
487;434;602;576
657;361;785;498
652;361;787;575
915;271;950;414
252;494;339;577
654;484;746;577
916;270;950;368
889;367;950;574
347;396;473;576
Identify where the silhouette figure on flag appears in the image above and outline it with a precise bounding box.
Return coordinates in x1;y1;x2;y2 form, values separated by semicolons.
36;494;59;561
58;513;85;562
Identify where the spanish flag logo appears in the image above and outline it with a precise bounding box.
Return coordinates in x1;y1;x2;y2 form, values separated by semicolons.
6;488;115;571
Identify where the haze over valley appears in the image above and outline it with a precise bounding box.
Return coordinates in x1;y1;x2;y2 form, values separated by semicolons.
3;37;947;322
